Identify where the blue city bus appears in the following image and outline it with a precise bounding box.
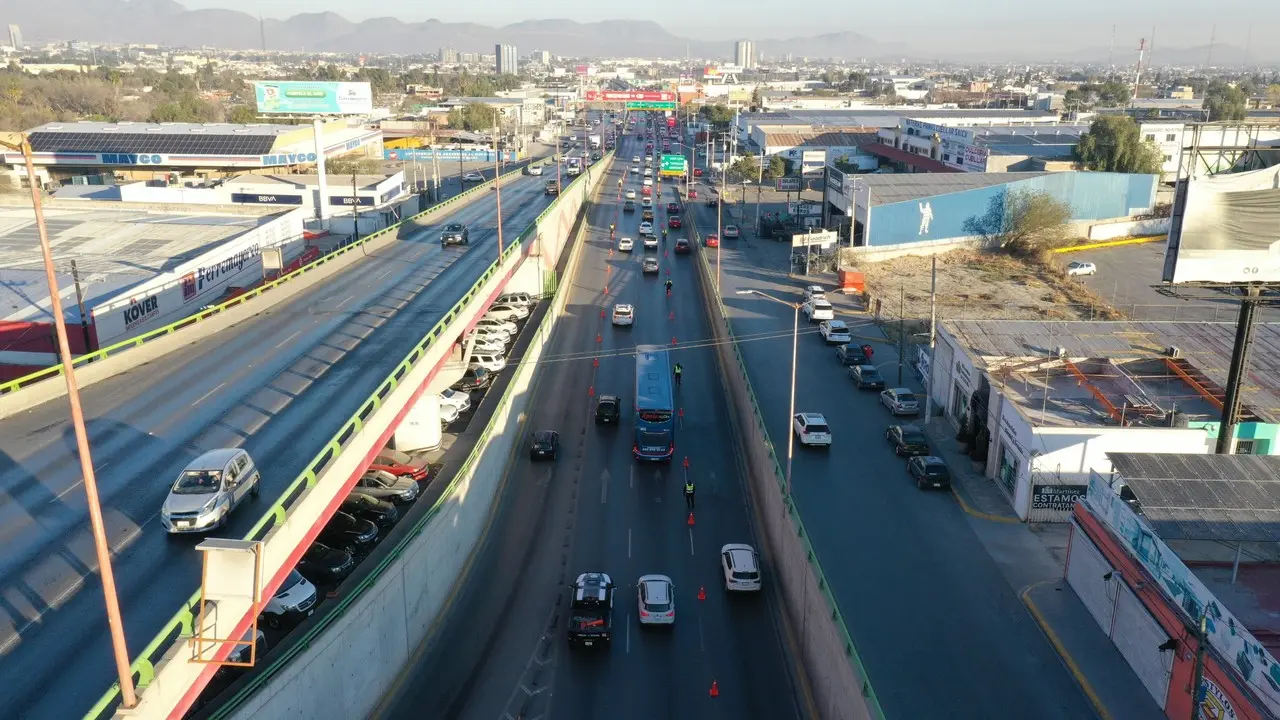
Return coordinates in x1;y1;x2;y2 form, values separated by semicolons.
633;344;675;461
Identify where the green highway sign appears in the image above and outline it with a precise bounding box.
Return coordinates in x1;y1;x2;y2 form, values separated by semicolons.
659;154;688;176
626;101;677;110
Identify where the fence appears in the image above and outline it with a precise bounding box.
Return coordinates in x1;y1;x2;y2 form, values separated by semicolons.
83;153;612;720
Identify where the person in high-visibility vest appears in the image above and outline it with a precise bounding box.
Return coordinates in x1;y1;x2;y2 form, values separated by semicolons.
684;480;695;509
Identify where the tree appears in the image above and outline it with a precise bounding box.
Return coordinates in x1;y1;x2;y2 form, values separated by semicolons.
727;155;759;184
832;155;860;173
763;155;786;181
1074;116;1163;174
325;155;382;176
962;188;1072;257
750;86;763;109
227;105;258;124
1204;81;1247;121
446;102;499;132
700;104;734;127
1267;84;1280;106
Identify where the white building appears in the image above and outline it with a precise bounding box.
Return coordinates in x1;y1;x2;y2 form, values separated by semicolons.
7;24;22;49
734;40;756;70
749;125;879;173
495;44;518;75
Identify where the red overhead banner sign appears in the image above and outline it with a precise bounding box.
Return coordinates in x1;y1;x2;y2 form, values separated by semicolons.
586;91;675;102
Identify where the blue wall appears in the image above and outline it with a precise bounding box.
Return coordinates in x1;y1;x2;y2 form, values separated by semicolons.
867;171;1158;247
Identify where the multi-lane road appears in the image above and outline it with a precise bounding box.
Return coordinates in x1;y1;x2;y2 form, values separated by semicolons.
377;123;806;720
0;167;563;719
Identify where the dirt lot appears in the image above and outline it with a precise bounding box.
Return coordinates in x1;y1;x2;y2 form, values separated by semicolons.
855;249;1122;328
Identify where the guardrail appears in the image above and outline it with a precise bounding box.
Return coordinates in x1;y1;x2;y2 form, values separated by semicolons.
0;165;526;398
84;152;611;720
683;203;886;719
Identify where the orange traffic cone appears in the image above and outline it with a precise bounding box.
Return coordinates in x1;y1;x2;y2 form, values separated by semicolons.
709;680;719;698
697;586;706;601
687;512;695;526
669;311;674;320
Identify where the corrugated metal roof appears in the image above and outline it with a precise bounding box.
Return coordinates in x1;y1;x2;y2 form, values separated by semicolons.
943;320;1280;422
763;129;879;147
1107;452;1280;542
860;171;1046;204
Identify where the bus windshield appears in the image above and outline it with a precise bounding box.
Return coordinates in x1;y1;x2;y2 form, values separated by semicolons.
634;345;675;461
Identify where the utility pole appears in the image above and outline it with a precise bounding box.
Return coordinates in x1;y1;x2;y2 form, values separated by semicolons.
924;256;938;420
493;120;505;259
69;260;93;352
897;286;906;385
350;168;359;244
755;146;764;237
1190;613;1208;720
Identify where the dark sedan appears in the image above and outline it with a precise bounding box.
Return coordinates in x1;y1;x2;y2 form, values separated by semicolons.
849;363;885;390
886;425;930;457
341;493;399;530
595;395;621;425
836;344;876;366
452;366;493;392
908;456;952;490
298;542;356;585
530;430;560;460
318;511;379;555
674;238;691;254
666;202;680;213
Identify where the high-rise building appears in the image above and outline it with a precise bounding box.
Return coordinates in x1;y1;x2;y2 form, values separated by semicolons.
496;44;518;75
8;24;23;50
734;40;756;69
440;47;458;63
533;50;551;65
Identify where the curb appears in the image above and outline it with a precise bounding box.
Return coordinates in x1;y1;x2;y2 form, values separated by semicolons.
1054;235;1165;254
950;483;1021;523
1020;580;1114;720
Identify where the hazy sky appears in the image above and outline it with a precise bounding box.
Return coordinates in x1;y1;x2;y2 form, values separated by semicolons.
177;0;1277;55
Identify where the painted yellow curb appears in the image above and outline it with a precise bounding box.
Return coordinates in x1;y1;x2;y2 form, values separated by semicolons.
1054;235;1165;254
949;484;1020;523
1020;581;1114;720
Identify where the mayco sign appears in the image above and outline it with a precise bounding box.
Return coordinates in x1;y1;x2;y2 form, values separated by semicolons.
585;91;674;102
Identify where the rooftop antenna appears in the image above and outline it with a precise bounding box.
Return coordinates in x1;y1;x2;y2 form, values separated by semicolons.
1130;38;1145;109
1205;24;1216;68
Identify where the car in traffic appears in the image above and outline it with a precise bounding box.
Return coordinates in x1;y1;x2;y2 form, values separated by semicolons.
819;320;851;344
668;216;683;229
637;574;676;626
544;180;559;196
297;542;356;586
462;171;485;182
693;167;703;177
666;201;680;213
452;366;494;392
643;257;660;273
440;223;470;246
641;197;653;208
631;165;641;175
836;344;875;366
720;544;762;592
623;199;636;213
638;221;654;236
849;363;885;390
161;448;260;534
704;234;719;248
618;237;634;252
353;469;421;505
804;285;826;302
612;303;634;326
642;208;655;223
595;394;621;425
341;492;399;530
530;430;560;460
625;189;637;200
642;186;652;197
568;572;615;647
259;569;317;628
642;177;653;187
643;167;653;177
317;511;379;556
886;424;930;457
908;456;952;490
526;164;544;176
803;299;834;322
792;412;832;447
632;155;641;164
1066;261;1097;276
880;387;921;415
687;188;697;199
723;224;740;238
643;235;658;250
674;238;691;254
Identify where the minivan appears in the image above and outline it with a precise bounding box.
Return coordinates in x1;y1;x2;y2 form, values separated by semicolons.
161;448;260;533
497;292;533;308
470;352;507;373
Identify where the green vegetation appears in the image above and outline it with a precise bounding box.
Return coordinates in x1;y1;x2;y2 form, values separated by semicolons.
1203;80;1247;122
963;188;1073;257
699;104;735;127
447;102;499;132
1074;116;1164;174
1062;80;1132;109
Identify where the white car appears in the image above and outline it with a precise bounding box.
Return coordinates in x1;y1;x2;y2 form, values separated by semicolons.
723;224;740;238
474;317;517;335
618;237;635;252
469;334;506;355
643;167;653;177
643;178;653;187
641;197;653;208
632;165;641;175
632;155;641;163
638;221;654;235
625;189;637;200
804;285;826;301
1066;261;1097;276
486;303;529;321
469;353;507;373
643;235;658;250
160;448;260;533
462;172;485;182
881;387;921;416
260;569;317;628
612;303;634;326
643;257;660;273
637;574;675;625
792;412;832;447
803;299;834;322
496;292;534;309
819;320;851;344
720;544;762;593
438;387;472;414
527;164;544;176
439;401;460;425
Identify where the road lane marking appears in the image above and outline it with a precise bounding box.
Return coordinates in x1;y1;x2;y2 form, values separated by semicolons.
688;527;695;556
274;330;301;349
600;468;609;504
336;296;353;310
376;268;393;280
626;614;631;653
193;382;226;407
698;616;706;652
629;465;634;490
628;528;632;558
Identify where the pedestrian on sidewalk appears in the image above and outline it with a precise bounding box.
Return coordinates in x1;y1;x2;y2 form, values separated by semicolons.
684;480;695;509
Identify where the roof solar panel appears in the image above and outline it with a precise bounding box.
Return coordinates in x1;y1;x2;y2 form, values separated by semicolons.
28;131;278;156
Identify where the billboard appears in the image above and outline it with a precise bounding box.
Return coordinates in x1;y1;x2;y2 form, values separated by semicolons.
776;176;802;192
253;81;373;115
626;101;677;110
1163;166;1280;284
586;91;674;102
660;154;688;177
791;230;837;248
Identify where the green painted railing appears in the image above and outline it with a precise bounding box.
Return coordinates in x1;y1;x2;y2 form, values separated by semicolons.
83;152;611;720
686;210;887;719
0;165;527;398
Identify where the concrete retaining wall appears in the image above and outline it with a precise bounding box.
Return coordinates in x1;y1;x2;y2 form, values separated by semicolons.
1086;216;1170;241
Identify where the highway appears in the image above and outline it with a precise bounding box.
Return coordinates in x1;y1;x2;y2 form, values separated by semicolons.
0;166;564;719
686;192;1099;717
376;118;806;720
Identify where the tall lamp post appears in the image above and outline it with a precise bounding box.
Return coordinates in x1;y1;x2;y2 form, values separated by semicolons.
0;135;137;707
736;289;800;499
493;121;505;258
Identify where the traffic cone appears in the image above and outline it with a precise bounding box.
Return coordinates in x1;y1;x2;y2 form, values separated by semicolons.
683;456;690;468
593;357;600;368
588;386;595;397
596;333;602;343
687;512;695;526
669;311;674;320
671;336;677;345
600;308;606;318
697;586;706;601
709;681;719;698
603;284;609;295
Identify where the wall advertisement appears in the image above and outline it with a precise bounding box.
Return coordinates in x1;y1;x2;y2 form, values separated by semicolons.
1030;484;1088;513
1163;165;1280;284
253;81;373;115
585;91;673;102
384;148;517;162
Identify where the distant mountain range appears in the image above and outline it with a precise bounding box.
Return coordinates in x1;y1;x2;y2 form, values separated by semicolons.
4;1;1274;65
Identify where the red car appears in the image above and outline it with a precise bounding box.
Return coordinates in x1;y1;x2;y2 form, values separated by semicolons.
693;168;703;177
369;462;430;483
705;234;719;248
674;238;692;254
687;189;697;199
669;217;683;229
642;186;652;196
645;144;654;152
666;202;680;213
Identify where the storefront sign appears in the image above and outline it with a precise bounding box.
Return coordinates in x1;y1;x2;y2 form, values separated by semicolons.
1200;678;1238;720
905;118;975;143
586;91;674;102
777;176;802;192
826;166;846;193
231;193;304;205
329;195;375;207
100;153;165;165
261;152;319;166
121;295;160;332
1031;484;1087;513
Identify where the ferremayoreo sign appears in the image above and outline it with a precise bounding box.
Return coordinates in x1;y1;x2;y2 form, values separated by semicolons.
253;81;373;115
92;211;307;345
586;91;674;102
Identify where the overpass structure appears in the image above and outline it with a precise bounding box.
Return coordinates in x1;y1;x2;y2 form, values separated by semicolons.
0;144;612;719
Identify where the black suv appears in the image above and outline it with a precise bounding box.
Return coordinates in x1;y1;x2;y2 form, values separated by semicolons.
452;366;492;392
317;511;379;556
545;180;559;196
595;395;621;425
886;425;930;457
908;456;951;490
441;222;469;246
849;363;885;390
836;344;876;366
530;430;560;460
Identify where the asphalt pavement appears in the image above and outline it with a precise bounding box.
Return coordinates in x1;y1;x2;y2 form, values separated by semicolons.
685;202;1100;719
0;172;558;719
375;121;805;720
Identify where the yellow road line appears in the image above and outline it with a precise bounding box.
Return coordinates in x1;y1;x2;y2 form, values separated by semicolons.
1020;580;1114;720
1054;235;1165;253
949;484;1020;523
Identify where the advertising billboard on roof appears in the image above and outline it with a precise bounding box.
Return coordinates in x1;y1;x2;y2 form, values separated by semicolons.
586;91;674;102
253;81;372;115
1162;166;1280;284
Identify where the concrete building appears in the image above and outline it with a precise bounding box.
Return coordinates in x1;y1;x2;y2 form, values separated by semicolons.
532;50;552;65
7;24;21;49
734;40;756;70
749;126;880;173
440;47;458;64
875;118;1088;173
496;44;518;75
736;108;1064;152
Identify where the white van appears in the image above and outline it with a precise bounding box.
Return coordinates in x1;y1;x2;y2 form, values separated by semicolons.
161;448;260;533
470;353;507;373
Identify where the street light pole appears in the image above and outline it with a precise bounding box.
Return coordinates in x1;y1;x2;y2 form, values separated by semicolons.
4;136;137;708
737;290;800;499
493;121;505;259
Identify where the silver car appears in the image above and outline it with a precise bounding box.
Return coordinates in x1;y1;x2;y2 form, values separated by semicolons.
161;448;260;533
352;469;420;505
